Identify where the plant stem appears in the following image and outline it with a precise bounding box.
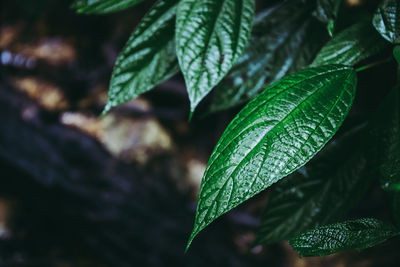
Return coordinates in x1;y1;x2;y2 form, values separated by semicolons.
355;57;392;72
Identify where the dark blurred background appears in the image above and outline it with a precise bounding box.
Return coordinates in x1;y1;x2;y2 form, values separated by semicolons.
0;0;400;266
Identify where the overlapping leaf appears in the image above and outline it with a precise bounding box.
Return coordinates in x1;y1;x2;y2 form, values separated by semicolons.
187;65;357;250
290;218;399;257
103;0;180;113
373;0;400;44
255;123;374;245
175;0;255;112
311;21;389;67
71;0;143;14
209;0;326;113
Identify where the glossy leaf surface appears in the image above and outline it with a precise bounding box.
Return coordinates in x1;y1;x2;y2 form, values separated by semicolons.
255;123;374;244
209;0;326;112
290;218;399;257
373;0;400;44
312;21;389;67
175;0;255;112
71;0;143;14
187;65;357;250
103;0;180;113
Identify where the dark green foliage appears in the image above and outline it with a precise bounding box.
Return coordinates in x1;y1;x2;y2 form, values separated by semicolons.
209;0;326;112
255;124;374;244
75;0;400;257
289;218;399;257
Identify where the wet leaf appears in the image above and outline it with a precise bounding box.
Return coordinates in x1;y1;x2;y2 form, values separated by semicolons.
290;218;399;257
312;21;389;67
103;0;180;113
187;65;357;250
71;0;143;14
175;0;255;112
373;0;400;44
209;0;326;112
255;123;374;244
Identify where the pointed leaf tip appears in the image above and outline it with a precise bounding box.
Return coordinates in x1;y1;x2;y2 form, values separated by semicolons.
189;65;357;246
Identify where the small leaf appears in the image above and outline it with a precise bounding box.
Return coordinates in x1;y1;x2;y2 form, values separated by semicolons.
394;46;400;64
209;0;327;113
314;0;342;36
370;86;400;191
187;65;357;250
289;218;400;257
175;0;255;112
103;0;180;113
373;0;400;44
71;0;143;14
255;123;374;245
312;21;389;67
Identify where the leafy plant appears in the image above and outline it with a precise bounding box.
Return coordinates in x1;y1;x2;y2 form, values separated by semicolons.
73;0;400;258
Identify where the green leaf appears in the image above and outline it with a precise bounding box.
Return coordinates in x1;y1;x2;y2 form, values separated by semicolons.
394;46;400;64
209;0;327;113
370;87;400;191
314;0;342;36
175;0;255;112
103;0;180;114
187;65;357;250
373;0;400;44
255;123;374;245
289;218;400;257
71;0;143;14
311;21;389;67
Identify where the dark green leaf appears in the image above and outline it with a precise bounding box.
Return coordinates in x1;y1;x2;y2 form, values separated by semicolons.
103;0;180;114
314;0;342;36
255;123;374;245
311;21;389;67
175;0;255;112
394;46;400;64
289;218;400;257
71;0;143;14
187;65;357;250
370;87;400;191
209;0;326;113
373;0;400;44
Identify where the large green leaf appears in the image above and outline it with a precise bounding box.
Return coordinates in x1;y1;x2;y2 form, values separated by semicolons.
71;0;143;14
311;21;389;67
255;123;374;245
370;87;400;191
103;0;180;114
175;0;255;112
373;0;400;44
187;65;357;250
289;218;400;257
209;0;326;113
